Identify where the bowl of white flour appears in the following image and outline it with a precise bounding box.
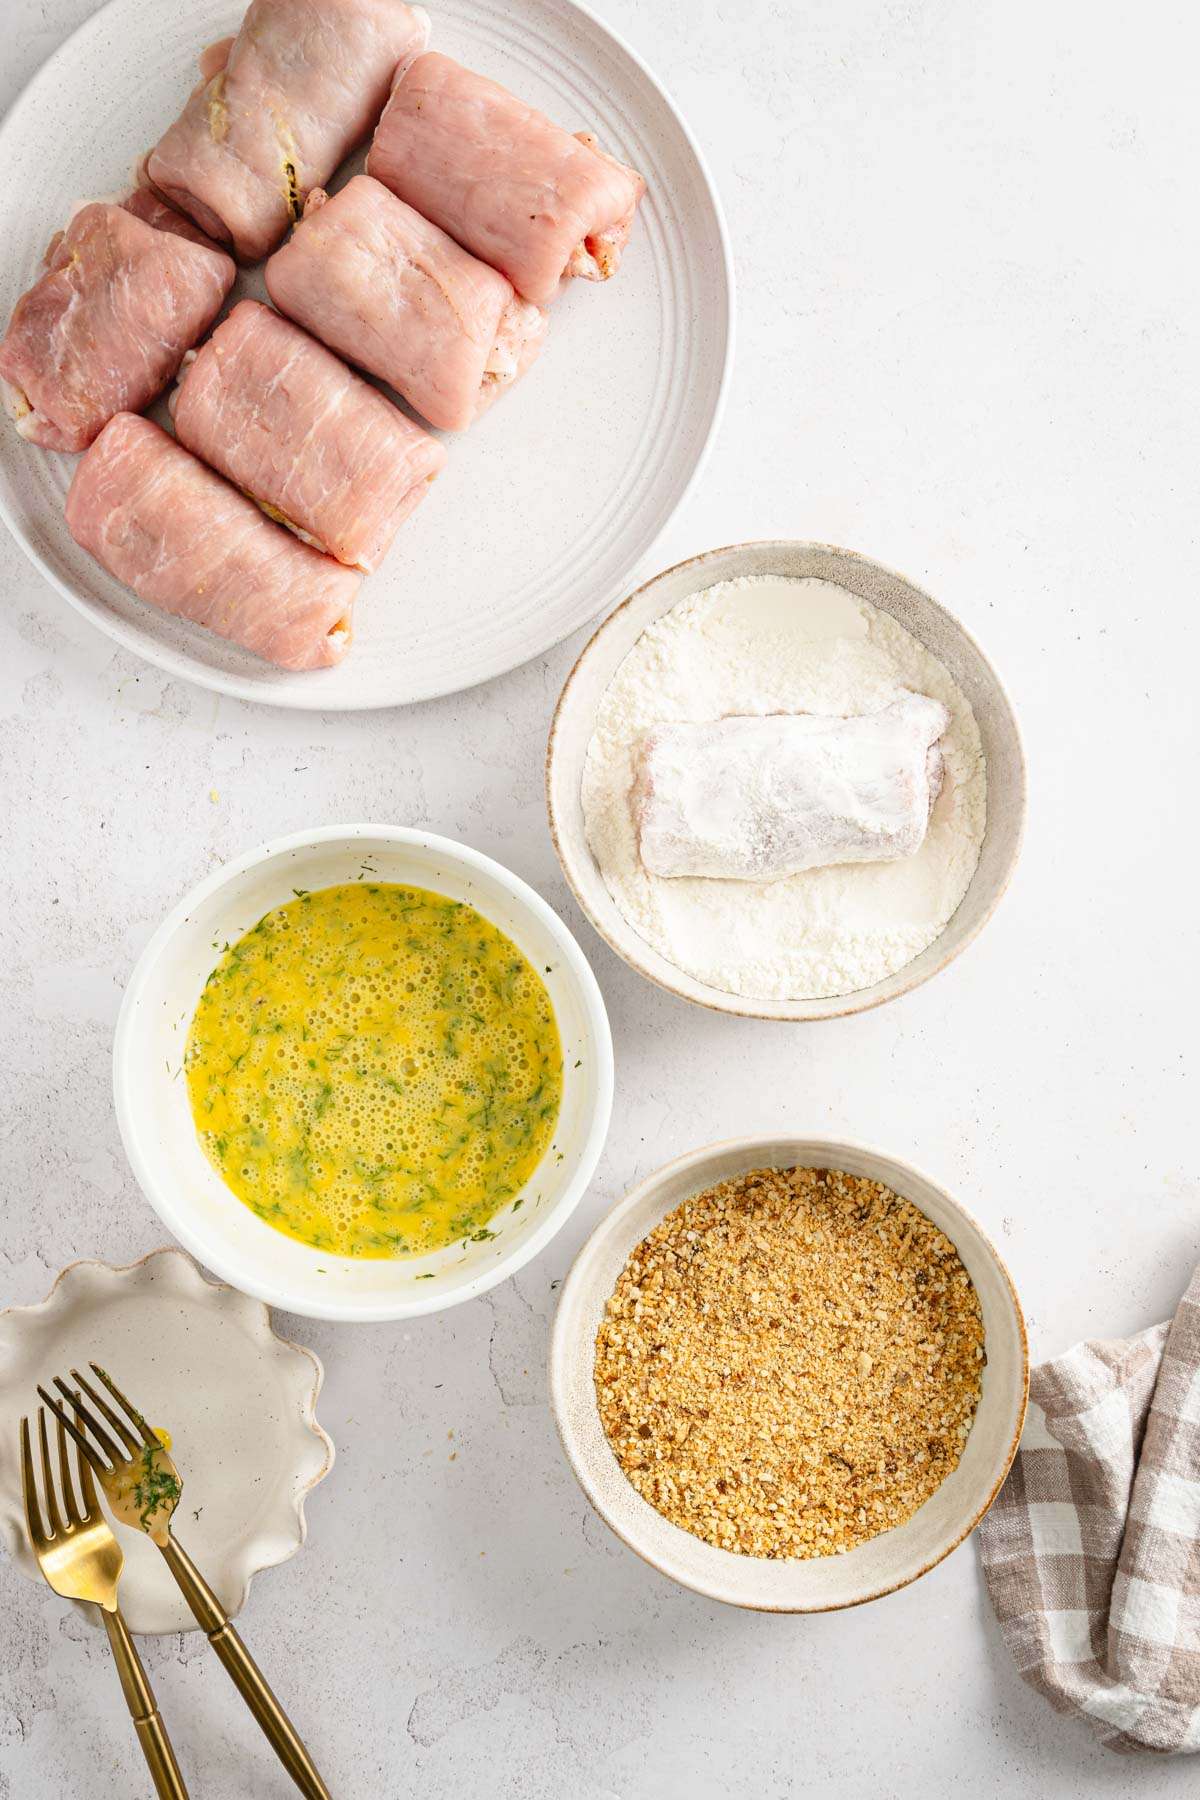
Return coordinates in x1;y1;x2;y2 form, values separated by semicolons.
546;542;1025;1020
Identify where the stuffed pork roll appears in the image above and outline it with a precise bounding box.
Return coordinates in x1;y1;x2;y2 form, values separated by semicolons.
173;300;447;572
633;698;951;881
366;52;646;307
66;414;359;670
146;0;431;262
0;204;234;454
121;184;229;251
265;176;546;432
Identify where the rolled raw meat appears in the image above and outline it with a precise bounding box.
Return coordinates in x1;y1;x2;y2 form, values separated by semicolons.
0;204;234;454
66;414;360;670
366;52;646;307
173;301;446;572
121;184;228;251
265;176;547;432
633;697;951;881
146;0;431;262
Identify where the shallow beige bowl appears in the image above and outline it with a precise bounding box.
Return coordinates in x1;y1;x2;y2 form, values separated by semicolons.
546;541;1026;1020
550;1136;1028;1611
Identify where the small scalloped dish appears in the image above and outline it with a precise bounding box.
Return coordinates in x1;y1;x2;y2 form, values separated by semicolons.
0;1249;333;1634
550;1137;1028;1611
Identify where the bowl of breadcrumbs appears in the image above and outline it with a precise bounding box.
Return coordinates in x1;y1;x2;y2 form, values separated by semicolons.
550;1138;1027;1610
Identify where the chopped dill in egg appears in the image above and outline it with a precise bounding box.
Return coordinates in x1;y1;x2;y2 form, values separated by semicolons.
185;883;563;1259
133;1445;182;1531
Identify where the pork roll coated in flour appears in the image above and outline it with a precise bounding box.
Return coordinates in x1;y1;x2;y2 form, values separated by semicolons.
265;176;547;432
0;203;234;454
66;414;360;670
173;301;447;572
366;52;646;307
146;0;431;261
633;697;951;882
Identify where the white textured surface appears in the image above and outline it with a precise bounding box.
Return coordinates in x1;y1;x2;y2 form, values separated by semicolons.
1;0;1198;1794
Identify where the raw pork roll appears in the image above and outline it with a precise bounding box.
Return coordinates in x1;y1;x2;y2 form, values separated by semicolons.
173;301;446;572
121;184;229;251
146;0;431;262
366;52;646;306
633;696;951;881
66;414;360;670
265;176;547;432
0;204;234;454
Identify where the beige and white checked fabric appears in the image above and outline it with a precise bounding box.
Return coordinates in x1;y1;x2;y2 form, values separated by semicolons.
978;1265;1200;1753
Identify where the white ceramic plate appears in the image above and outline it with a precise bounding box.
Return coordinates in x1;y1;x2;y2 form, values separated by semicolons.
0;0;732;709
0;1249;333;1634
114;825;614;1321
550;1137;1028;1611
547;542;1027;1020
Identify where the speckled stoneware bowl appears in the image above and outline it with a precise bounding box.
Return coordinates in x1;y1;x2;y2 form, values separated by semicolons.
550;1136;1028;1612
114;825;614;1323
0;1249;333;1634
546;540;1026;1020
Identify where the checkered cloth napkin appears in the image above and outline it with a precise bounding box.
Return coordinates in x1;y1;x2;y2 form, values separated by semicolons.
978;1265;1200;1753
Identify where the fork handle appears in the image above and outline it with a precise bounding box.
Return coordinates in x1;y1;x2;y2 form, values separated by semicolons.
100;1606;190;1799
159;1535;330;1800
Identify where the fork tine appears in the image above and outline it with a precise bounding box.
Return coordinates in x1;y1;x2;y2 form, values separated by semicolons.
55;1407;82;1527
73;1427;100;1517
49;1377;123;1466
37;1410;64;1538
19;1417;44;1546
88;1364;159;1452
68;1366;142;1458
36;1386;112;1476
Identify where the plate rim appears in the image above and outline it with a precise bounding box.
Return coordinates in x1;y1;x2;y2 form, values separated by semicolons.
0;0;736;711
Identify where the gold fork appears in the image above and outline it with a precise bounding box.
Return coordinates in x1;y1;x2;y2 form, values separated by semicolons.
21;1407;189;1799
39;1365;330;1800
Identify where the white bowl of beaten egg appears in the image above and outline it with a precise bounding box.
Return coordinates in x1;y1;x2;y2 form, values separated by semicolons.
550;1136;1028;1611
547;542;1026;1020
114;826;614;1321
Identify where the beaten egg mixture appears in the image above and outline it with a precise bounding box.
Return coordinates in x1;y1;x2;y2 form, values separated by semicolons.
186;883;563;1258
105;1432;181;1545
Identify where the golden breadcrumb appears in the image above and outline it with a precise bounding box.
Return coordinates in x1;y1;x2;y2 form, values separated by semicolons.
594;1166;985;1559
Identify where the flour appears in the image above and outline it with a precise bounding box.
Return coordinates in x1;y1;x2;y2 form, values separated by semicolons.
581;576;987;1000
